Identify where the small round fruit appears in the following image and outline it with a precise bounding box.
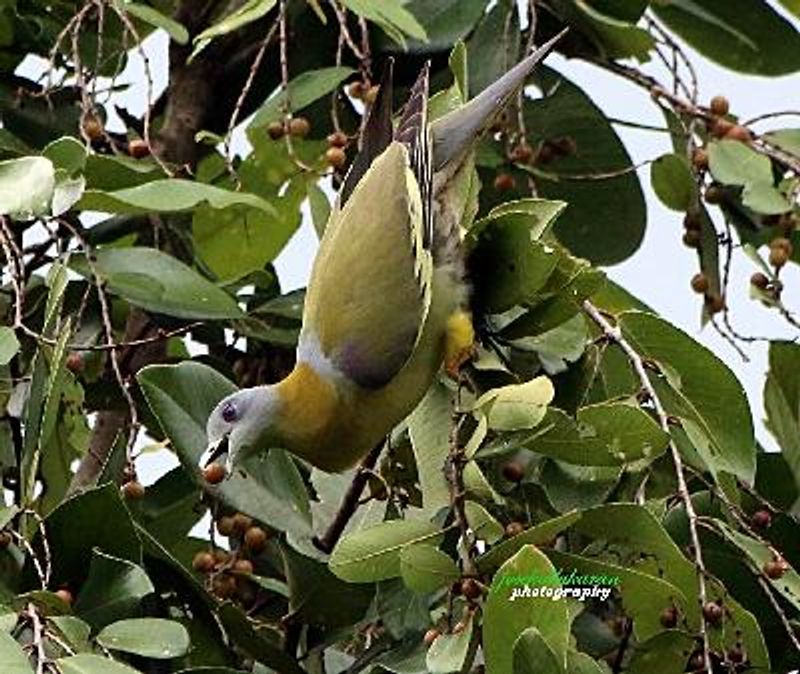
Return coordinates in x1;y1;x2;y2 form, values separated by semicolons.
536;143;555;164
682;230;701;248
327;131;348;148
769;246;790;269
65;352;84;374
325;146;347;168
505;521;525;537
510;144;533;163
347;81;367;99
232;513;253;536
424;628;440;645
288;117;310;138
216;516;236;537
660;606;678;628
725;125;752;143
702;601;723;626
704;184;724;204
244;526;269;553
128;138;150;158
763;557;788;579
502;461;525;483
212;574;237;599
690;272;709;294
709;95;730;117
121;480;145;500
233;559;254;575
267;121;285;140
82;116;103;140
213;549;230;565
750;272;770;289
493;172;515;192
727;646;745;664
687;651;705;671
364;85;380;105
55;588;74;605
203;463;227;485
705;294;725;314
0;531;11;549
711;117;734;138
461;578;483;601
771;236;793;253
192;551;216;573
691;148;709;171
750;510;772;530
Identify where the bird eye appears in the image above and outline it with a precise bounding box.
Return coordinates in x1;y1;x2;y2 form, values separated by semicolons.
221;401;237;423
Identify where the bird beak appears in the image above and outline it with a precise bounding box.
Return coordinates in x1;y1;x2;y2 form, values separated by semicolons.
201;434;229;468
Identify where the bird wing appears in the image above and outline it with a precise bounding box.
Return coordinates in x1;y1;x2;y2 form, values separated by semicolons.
302;141;433;389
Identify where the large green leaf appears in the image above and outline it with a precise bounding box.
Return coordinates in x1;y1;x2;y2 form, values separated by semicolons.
526;66;646;264
402;0;488;52
191;0;277;58
137;362;312;536
652;0;800;75
96;618;190;658
619;311;755;482
708;139;773;187
57;654;141;674
763;341;800;499
73;551;154;629
250;67;354;129
399;544;459;593
0;327;18;370
484;545;569;674
512;626;562;674
426;612;474;673
473;376;554;432
0;156;54;218
122;2;189;45
0;631;33;674
71;247;243;320
340;0;426;47
329;519;442;583
650;153;696;212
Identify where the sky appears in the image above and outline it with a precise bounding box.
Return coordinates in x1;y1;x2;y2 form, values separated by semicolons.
15;3;800;482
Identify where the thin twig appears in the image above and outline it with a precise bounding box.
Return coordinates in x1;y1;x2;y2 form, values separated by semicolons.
757;575;800;654
26;603;46;674
447;410;477;577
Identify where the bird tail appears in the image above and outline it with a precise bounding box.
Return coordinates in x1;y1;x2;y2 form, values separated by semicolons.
431;29;567;172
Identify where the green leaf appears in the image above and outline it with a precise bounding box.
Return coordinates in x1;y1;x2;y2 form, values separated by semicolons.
97;619;190;658
541;462;620;513
763;128;800;156
192;0;277;58
74;551;154;629
526;66;645;264
329;519;442;582
778;0;800;18
121;2;189;45
571;0;655;60
340;0;427;48
464;501;504;543
57;654;142;674
426;612;474;673
652;0;800;75
399;544;459;593
0;156;55;218
42;137;87;175
484;545;569;674
79;179;275;215
619;311;756;482
250;67;355;129
137;362;312;536
708;139;773;186
0;327;18;365
650;153;696;212
408;381;452;516
567;650;607;674
401;0;488;52
764;341;800;492
742;181;792;215
474;376;554;431
71;247;243;320
627;631;696;674
512;626;562;674
0;631;34;674
49;616;92;653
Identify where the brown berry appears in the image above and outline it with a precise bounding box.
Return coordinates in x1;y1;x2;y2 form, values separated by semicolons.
726;646;745;664
691;148;709;171
690;272;709;294
0;531;11;549
327;131;348;148
505;521;525;537
750;272;770;289
203;463;227;485
65;352;84;374
704;184;724;204
510;144;533;164
705;294;725;314
128;138;150;158
232;513;253;536
709;95;730;117
702;601;723;626
325;146;347;169
682;230;701;248
233;559;254;575
212;574;237;599
364;85;379;105
769;246;790;269
213;549;230;565
82;116;103;140
493;173;515;192
771;236;793;253
267;121;285;140
711;117;734;139
424;627;440;645
536;143;556;164
461;578;483;600
660;606;678;628
763;557;788;579
192;551;216;573
725;125;752;143
347;81;367;99
216;516;235;537
121;480;145;500
501;461;525;483
55;588;73;606
687;651;705;671
553;136;577;156
288;117;310;138
750;510;772;530
244;526;268;553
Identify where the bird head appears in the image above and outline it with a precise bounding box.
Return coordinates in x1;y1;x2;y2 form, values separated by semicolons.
203;386;282;476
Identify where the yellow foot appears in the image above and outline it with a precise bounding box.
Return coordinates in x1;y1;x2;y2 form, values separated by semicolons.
444;310;476;379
